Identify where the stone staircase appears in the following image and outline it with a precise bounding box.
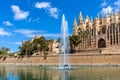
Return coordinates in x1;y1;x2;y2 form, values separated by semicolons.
80;49;100;53
101;45;120;54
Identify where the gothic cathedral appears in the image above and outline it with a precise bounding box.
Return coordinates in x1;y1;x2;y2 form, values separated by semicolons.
73;12;120;53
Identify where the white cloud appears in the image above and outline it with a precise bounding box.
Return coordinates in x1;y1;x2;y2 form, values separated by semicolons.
28;18;40;22
101;0;107;7
35;2;59;19
114;0;120;6
114;0;120;12
41;33;71;38
25;33;61;38
43;34;60;38
14;29;40;34
3;21;13;26
99;0;120;16
100;6;113;16
11;5;29;20
0;28;11;36
14;29;61;38
48;7;59;19
14;42;21;45
14;29;45;37
35;2;50;9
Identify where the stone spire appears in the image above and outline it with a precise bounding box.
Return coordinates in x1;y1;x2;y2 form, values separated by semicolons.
86;15;89;19
88;17;93;29
114;11;119;23
82;21;86;31
73;17;78;35
73;17;77;27
90;17;93;22
78;11;83;25
106;12;110;25
85;15;89;23
106;12;110;18
95;16;100;32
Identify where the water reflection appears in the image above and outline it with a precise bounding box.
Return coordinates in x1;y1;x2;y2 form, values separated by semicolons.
0;66;120;80
59;70;69;80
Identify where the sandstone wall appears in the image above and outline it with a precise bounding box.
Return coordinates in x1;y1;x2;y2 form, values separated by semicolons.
1;54;120;65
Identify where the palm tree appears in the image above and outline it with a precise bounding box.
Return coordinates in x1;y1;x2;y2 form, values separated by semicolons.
20;41;34;57
69;35;81;53
19;36;49;58
33;36;49;55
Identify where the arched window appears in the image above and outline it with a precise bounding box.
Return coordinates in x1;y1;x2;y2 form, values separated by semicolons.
102;27;106;34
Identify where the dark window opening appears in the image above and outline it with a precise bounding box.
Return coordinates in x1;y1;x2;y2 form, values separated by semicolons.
98;39;106;48
102;27;106;34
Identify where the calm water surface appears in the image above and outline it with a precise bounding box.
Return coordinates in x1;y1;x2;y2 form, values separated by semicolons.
0;65;120;80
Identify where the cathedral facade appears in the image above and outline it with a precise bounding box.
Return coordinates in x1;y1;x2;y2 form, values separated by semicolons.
73;12;120;52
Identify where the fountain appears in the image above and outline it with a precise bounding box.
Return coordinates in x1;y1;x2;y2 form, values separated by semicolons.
59;14;71;69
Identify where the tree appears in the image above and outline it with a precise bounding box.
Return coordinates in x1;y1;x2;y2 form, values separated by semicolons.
0;47;10;60
0;47;10;55
33;37;48;55
19;36;49;58
19;41;34;57
69;35;81;53
56;37;61;42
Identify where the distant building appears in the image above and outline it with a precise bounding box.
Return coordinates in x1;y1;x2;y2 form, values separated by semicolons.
73;12;120;53
22;34;59;55
48;40;59;54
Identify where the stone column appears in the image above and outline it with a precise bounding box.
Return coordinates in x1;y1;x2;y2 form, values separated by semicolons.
117;24;119;44
82;33;83;51
112;26;114;45
105;13;111;46
115;24;116;44
119;24;120;44
110;26;113;45
108;26;110;46
106;25;109;47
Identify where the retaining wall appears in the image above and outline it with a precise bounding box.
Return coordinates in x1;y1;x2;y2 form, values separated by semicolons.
1;53;120;65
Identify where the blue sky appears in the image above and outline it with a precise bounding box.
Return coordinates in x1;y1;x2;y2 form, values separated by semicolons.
0;0;119;52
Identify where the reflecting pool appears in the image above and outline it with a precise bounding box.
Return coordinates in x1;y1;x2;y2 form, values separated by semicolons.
0;65;120;80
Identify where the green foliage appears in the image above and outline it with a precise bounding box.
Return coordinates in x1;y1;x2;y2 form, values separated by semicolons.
0;47;10;55
69;35;81;53
56;37;60;42
19;41;34;56
19;36;49;57
8;53;14;57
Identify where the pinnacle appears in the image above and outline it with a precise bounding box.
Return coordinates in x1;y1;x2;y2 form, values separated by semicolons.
73;17;77;27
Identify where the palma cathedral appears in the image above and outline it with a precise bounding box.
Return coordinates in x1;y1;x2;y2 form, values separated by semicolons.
73;12;120;53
